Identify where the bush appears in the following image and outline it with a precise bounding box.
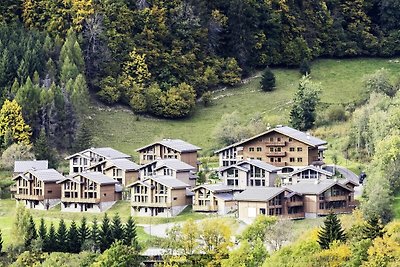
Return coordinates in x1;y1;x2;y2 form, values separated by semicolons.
299;60;311;75
260;68;276;91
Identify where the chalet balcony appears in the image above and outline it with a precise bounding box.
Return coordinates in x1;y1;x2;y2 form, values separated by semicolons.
192;205;218;212
61;197;101;204
287;200;303;207
266;151;286;157
317;207;353;215
265;141;286;147
131;201;172;208
15;194;44;201
324;195;348;202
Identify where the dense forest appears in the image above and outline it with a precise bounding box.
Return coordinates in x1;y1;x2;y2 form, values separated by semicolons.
1;1;400;120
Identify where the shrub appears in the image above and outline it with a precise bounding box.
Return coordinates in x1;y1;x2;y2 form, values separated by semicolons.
260;68;276;91
299;60;311;75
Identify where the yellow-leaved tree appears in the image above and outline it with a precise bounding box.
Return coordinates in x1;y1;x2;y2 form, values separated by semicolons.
0;99;32;145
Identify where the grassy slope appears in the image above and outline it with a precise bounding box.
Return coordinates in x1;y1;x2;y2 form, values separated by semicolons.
90;58;400;158
394;195;400;219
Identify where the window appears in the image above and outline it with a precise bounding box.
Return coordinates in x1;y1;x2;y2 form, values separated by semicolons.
270;147;274;152
173;197;177;200
290;157;295;162
319;203;325;209
297;158;303;162
47;190;52;194
270;158;274;162
257;157;262;160
260;208;266;215
277;158;282;162
297;147;303;152
277;137;281;142
269;137;273;141
276;147;282;152
289;138;293;142
256;147;262;152
289;147;295;152
249;147;255;152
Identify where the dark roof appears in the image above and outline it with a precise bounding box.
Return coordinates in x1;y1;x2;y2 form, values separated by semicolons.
136;139;201;153
65;147;130;160
235;187;287;202
286;179;353;195
14;160;48;173
215;126;327;153
14;169;64;183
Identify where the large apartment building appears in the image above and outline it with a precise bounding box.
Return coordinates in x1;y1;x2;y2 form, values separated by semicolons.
13;169;64;209
58;172;121;212
215;126;327;169
136;139;201;169
65;147;131;175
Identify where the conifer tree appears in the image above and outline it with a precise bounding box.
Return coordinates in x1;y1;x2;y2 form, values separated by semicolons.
24;215;37;248
260;68;276;92
34;129;58;168
90;217;101;252
318;211;346;249
73;123;92;153
67;220;80;253
45;222;56;252
56;219;68;252
71;74;89;115
111;213;124;243
299;60;311;75
100;213;113;252
60;56;79;84
124;216;139;250
38;218;47;250
78;217;90;250
362;216;385;240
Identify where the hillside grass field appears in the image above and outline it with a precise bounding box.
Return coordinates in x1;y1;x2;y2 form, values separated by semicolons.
90;58;400;159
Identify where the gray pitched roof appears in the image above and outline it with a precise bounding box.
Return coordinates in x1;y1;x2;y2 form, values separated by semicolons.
15;169;64;183
286;180;353;195
154;159;195;172
235;187;286;202
78;172;118;185
214;192;235;201
238;159;281;172
193;183;241;193
151;176;190;189
289;165;333;177
215;126;327;153
136;139;201;153
65;147;130;160
106;158;140;171
14;160;48;173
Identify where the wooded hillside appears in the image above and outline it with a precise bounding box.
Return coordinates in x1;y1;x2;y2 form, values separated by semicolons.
1;0;400;120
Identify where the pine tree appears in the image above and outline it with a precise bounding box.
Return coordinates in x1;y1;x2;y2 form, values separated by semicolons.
78;217;90;250
90;217;101;252
38;218;47;251
34;129;58;168
44;222;56;252
67;220;80;253
100;213;113;252
56;219;68;252
124;216;139;250
318;211;346;249
73;123;92;153
362;216;385;240
24;215;37;249
60;56;79;84
111;213;124;243
260;68;276;91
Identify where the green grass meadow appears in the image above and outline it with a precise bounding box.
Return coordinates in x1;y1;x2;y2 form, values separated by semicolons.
90;58;400;158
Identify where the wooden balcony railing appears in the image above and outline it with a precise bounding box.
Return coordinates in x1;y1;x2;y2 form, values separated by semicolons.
287;201;303;207
324;195;348;202
265;141;286;147
317;207;353;215
282;212;305;219
61;197;101;204
266;151;286;157
15;194;44;201
131;201;172;208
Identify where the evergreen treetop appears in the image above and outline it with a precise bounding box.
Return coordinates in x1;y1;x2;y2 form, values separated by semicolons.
318;211;346;249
